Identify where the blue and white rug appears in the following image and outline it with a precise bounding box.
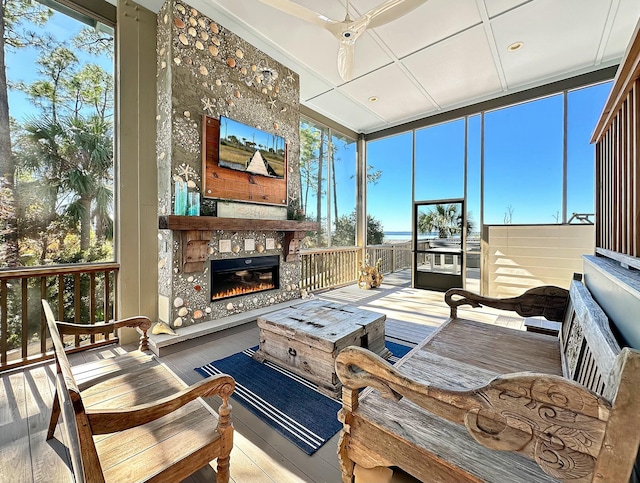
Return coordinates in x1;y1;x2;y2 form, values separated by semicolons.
195;341;411;455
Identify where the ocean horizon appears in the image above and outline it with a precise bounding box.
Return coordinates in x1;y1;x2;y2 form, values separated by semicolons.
382;231;470;242
383;231;412;242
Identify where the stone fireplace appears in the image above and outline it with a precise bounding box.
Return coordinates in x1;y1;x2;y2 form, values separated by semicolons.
155;0;311;331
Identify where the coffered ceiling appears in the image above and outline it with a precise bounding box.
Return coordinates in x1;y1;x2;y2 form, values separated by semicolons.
134;0;640;134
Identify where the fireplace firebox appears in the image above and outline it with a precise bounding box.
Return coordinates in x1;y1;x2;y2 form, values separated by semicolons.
210;255;280;301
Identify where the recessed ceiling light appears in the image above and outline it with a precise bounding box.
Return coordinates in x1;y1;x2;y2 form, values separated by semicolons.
368;96;378;102
507;41;524;52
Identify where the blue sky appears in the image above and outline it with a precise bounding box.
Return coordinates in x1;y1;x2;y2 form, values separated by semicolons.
6;9;113;121
365;82;611;232
220;116;285;152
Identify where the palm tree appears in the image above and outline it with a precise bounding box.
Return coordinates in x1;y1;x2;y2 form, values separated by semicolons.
418;204;461;238
19;114;113;253
61;115;113;250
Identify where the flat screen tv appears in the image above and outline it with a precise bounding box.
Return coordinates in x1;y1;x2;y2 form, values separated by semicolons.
218;116;286;178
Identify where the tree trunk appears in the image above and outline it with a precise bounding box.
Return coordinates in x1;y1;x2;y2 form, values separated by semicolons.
80;196;92;251
39;234;49;265
316;140;324;246
0;4;19;267
331;150;338;223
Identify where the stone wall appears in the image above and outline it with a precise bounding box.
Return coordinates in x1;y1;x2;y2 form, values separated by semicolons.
156;0;303;328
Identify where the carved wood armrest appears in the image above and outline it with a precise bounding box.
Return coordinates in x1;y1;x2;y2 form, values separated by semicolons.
56;316;152;334
444;286;569;321
86;374;235;434
336;346;611;482
56;317;152;351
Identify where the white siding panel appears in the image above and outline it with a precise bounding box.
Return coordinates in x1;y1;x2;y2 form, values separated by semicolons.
482;224;595;297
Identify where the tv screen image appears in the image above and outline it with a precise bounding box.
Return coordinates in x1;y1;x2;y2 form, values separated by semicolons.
218;116;286;178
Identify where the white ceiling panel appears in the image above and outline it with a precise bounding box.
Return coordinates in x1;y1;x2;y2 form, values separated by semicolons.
216;1;393;85
124;0;639;134
484;0;529;19
350;0;482;59
299;76;333;102
403;25;503;107
492;0;612;89
340;63;437;123
602;0;640;62
307;90;385;132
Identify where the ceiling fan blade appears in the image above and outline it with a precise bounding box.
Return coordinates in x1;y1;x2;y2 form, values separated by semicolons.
364;0;428;29
256;0;337;28
337;43;355;81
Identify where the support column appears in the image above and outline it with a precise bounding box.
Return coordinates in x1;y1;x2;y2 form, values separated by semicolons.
116;0;158;340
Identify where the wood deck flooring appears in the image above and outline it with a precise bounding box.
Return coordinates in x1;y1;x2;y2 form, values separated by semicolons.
0;270;523;483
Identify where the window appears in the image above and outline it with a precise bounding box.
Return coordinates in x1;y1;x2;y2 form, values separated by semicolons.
484;95;564;224
330;131;357;246
299;117;356;247
567;82;611;221
1;0;115;267
366;132;413;244
415;119;465;202
467;115;481;234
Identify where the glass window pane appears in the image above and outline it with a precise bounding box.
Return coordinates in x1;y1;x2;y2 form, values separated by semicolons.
466;115;481;291
3;1;115;267
567;81;612;223
415;119;465;201
299;118;328;247
366;132;413;245
484;95;564;224
330;132;357;247
467;115;481;234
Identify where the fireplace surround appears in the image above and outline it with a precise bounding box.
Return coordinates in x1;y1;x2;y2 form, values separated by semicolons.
211;255;280;301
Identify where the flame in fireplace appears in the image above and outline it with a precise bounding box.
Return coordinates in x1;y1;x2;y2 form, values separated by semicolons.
212;282;276;301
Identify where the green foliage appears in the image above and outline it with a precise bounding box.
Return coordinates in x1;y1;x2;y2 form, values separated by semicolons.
332;210;385;247
72;27;114;59
418;204;473;238
287;198;305;221
2;0;53;50
332;212;356;246
8;27;115;263
0;177;14;265
366;164;382;184
16;114;114;255
367;215;385;245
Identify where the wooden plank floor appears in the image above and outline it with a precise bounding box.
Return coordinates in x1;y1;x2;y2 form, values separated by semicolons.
0;270;522;483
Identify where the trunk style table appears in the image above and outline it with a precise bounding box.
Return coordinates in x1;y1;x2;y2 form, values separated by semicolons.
253;299;391;397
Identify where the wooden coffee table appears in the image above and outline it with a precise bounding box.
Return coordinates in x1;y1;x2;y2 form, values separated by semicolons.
253;299;391;397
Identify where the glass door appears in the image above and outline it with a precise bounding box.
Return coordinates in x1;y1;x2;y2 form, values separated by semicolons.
413;199;465;291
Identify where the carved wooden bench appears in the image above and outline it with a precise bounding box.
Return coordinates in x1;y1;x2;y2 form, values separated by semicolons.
43;300;235;483
336;276;640;483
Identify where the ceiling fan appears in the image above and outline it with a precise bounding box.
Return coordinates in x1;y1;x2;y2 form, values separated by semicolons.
257;0;428;81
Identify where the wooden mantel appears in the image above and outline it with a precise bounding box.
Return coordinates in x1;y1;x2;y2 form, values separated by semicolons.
158;216;319;272
159;215;318;232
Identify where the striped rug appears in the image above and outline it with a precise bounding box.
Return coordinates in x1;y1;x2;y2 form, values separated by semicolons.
195;341;411;455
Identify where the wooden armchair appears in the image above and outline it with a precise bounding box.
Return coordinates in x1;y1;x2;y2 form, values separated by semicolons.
44;300;235;483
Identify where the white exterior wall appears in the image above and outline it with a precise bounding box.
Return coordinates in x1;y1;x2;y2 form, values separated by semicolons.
482;224;595;298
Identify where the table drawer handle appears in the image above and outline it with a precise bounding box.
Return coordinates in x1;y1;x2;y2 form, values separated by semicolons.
288;348;297;357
